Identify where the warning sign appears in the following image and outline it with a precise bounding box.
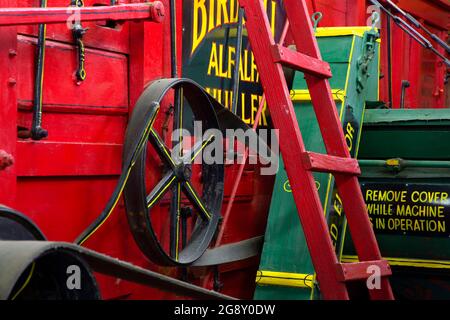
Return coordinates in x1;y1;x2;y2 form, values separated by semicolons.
361;183;450;237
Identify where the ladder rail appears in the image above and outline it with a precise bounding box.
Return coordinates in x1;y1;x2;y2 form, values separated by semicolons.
284;0;352;158
239;0;394;300
283;0;390;267
239;0;349;299
283;0;393;300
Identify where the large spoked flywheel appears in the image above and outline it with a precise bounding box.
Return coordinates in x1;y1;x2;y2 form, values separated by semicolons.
123;78;224;266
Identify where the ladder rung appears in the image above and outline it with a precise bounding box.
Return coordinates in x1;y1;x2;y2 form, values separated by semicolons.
336;260;392;282
302;152;361;175
271;45;332;79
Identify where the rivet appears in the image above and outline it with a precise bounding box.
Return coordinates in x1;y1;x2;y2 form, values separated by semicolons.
8;78;16;86
9;49;17;57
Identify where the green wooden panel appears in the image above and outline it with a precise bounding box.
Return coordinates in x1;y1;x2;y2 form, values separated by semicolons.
359;131;450;160
360;109;450;160
364;109;450;125
293;36;354;90
318;37;354;62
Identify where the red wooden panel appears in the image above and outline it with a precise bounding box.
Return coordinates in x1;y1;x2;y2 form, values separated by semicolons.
15;176;119;240
223;166;254;201
16;141;122;176
17;111;127;144
378;0;448;109
17;0;131;54
315;0;348;26
17;35;128;109
397;0;449;29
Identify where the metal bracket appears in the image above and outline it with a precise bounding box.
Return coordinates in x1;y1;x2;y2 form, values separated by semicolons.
71;0;88;82
356;22;380;94
312;12;323;32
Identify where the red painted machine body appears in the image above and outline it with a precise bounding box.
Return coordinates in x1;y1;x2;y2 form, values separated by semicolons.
0;0;448;299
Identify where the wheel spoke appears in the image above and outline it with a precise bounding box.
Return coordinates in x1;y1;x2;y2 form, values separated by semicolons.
149;128;177;168
173;87;184;157
182;181;212;221
183;134;216;164
147;172;177;209
169;182;182;261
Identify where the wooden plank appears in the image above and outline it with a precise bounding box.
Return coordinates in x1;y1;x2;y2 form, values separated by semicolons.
17;35;128;110
0;2;165;26
302;152;361;175
336;260;392;282
271;45;332;78
17;0;131;55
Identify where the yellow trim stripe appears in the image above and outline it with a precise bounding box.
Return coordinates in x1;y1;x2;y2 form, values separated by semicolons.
11;262;35;300
150;128;176;167
79;167;133;246
256;270;314;289
316;26;381;42
186;182;211;219
342;255;450;270
175;182;181;261
191;135;215;162
291;89;346;103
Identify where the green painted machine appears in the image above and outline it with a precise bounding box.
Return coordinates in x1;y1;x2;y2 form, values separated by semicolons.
255;26;381;300
254;26;450;300
343;109;450;300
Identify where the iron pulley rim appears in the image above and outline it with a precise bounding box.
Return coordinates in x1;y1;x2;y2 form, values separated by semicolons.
123;78;224;266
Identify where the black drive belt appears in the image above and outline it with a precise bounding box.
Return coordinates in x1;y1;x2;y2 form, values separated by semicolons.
75;78;269;267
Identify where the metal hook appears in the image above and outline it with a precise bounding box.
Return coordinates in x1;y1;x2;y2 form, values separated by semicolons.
312;12;323;32
371;11;380;29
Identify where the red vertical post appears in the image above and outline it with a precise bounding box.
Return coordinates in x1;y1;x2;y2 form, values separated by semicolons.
0;13;18;207
128;0;169;110
433;30;446;108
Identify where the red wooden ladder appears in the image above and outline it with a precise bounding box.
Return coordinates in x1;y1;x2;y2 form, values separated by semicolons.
239;0;394;300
